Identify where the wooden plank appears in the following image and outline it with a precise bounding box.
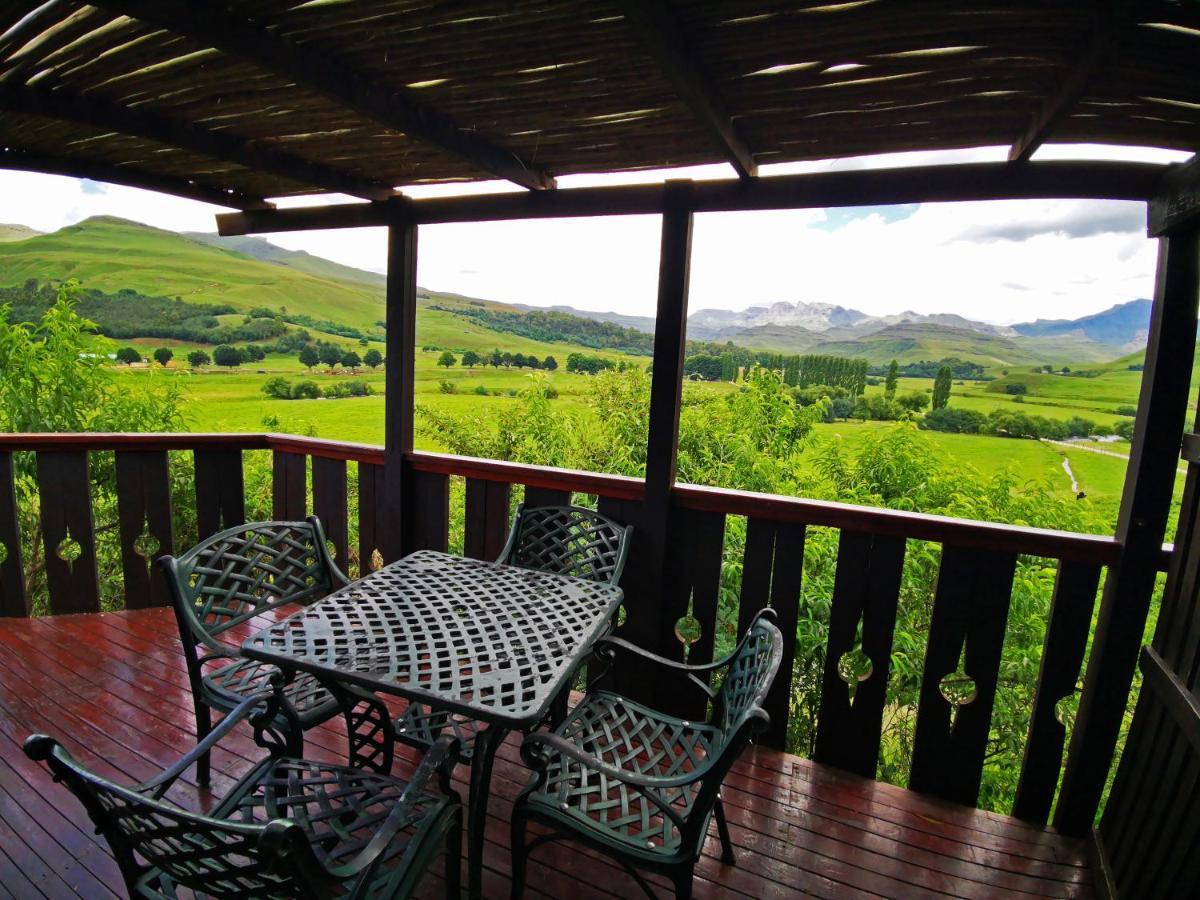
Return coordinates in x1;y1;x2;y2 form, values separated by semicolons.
271;451;306;521
613;0;756;178
910;545;1017;807
193;448;245;539
738;517;777;638
814;531;906;779
217;161;1164;234
1056;223;1200;835
35;451;99;615
1149;154;1200;238
1139;646;1200;760
522;486;571;509
382;206;418;564
403;471;449;554
0;453;26;617
311;456;348;573
0;85;395;200
412;451;643;501
762;522;805;749
1013;560;1102;823
357;462;386;575
95;0;555;190
631;180;694;709
464;478;510;562
113;451;173;610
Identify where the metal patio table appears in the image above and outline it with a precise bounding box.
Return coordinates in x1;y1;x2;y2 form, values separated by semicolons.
242;549;624;898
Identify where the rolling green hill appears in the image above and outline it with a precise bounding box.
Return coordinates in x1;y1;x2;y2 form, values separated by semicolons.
0;216;386;330
0;224;41;242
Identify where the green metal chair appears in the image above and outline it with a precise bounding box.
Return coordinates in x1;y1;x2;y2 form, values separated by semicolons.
159;517;348;784
510;608;783;900
24;682;462;899
396;504;633;762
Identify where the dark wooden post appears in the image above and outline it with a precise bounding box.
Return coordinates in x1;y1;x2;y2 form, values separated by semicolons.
624;180;694;705
383;199;418;563
1055;211;1200;834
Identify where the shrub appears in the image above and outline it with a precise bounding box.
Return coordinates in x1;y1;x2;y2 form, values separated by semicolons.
291;380;320;399
115;346;142;365
1115;419;1136;440
347;381;372;397
439;380;457;394
363;348;383;369
322;382;350;399
187;350;210;368
212;344;246;368
473;384;490;396
922;407;986;433
897;390;929;412
1005;383;1027;395
244;344;266;362
1116;405;1137;417
261;377;294;400
152;347;173;366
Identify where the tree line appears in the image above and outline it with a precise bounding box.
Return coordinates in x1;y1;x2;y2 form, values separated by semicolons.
433;348;559;370
437;305;654;354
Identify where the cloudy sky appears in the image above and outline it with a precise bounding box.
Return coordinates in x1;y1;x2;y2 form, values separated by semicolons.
0;144;1189;325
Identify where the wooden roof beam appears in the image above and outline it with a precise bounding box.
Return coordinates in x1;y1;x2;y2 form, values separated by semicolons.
1008;2;1130;162
90;0;556;191
0;84;397;200
0;147;273;209
1149;154;1200;237
614;0;757;179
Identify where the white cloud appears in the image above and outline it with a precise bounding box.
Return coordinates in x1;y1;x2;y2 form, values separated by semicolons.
0;143;1188;325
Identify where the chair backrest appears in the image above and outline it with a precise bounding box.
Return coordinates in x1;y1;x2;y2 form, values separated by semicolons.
23;736;316;898
715;609;784;739
497;504;632;585
161;517;338;647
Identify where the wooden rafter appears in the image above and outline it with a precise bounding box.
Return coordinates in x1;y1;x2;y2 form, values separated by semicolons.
1008;2;1130;162
1149;154;1200;237
0;85;397;200
613;0;757;179
89;0;556;191
0;147;273;209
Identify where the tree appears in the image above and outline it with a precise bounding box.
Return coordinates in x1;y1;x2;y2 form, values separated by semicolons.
829;397;855;420
153;347;173;366
461;350;480;368
115;346;142;366
299;345;320;370
187;350;210;368
932;365;952;410
490;348;503;367
212;345;246;368
543;355;558;371
244;344;266;362
897;390;929;412
363;348;383;369
884;359;899;400
341;350;362;370
501;352;514;368
318;343;342;368
291;380;320;399
438;350;457;368
261;377;294;399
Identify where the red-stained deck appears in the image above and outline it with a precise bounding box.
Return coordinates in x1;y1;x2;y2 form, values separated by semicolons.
0;608;1094;899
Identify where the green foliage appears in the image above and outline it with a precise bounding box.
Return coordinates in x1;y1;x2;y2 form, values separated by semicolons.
461;350;480;367
318;342;342;367
341;350;362;369
187;349;210;368
897;390;930;412
853;395;905;421
261;377;294;399
363;348;383;369
922;408;987;433
884;359;899;400
292;380;320;399
543;355;558;371
153;347;173;366
299;345;320;370
244;344;266;362
439;305;653;354
1005;383;1028;395
212;344;246;368
437;350;457;368
115;346;142;365
566;352;614;375
932;365;952;410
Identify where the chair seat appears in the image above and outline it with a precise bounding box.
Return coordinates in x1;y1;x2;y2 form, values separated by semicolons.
202;657;339;725
132;757;454;898
395;702;482;762
523;691;717;860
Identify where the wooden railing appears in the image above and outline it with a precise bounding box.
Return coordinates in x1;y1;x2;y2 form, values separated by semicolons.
0;432;1168;826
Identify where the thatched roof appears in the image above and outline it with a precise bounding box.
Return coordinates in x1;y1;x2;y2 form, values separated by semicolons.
1;1;1197;208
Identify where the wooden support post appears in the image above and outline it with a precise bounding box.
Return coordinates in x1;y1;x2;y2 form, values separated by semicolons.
1055;221;1200;835
628;180;694;707
383;201;418;563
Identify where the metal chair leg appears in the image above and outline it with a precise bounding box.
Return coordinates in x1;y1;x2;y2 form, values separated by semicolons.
194;702;212;786
446;807;462;899
673;865;694;900
509;810;527;900
714;794;736;865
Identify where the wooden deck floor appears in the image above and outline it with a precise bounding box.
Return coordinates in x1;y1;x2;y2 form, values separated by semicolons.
0;608;1095;899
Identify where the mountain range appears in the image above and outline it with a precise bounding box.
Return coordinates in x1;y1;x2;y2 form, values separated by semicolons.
0;216;1152;366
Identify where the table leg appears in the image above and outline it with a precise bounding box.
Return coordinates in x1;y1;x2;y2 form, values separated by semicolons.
467;723;508;898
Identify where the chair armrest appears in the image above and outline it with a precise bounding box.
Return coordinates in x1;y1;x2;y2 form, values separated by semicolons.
520;731;716;791
325;735;461;884
136;685;282;799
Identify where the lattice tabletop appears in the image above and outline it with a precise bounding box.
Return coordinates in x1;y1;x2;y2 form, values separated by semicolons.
241;550;624;730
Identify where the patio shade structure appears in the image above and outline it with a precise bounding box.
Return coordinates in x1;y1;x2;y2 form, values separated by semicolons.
2;1;1200;897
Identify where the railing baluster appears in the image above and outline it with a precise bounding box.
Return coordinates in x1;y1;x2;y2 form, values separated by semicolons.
114;450;174;609
763;521;805;749
464;478;510;561
910;543;1017;807
272;450;307;520
36;450;99;614
404;471;449;553
194;448;245;538
1013;559;1102;822
0;452;27;617
358;462;385;574
815;530;906;778
523;485;571;508
311;456;348;572
737;516;776;636
663;507;725;720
